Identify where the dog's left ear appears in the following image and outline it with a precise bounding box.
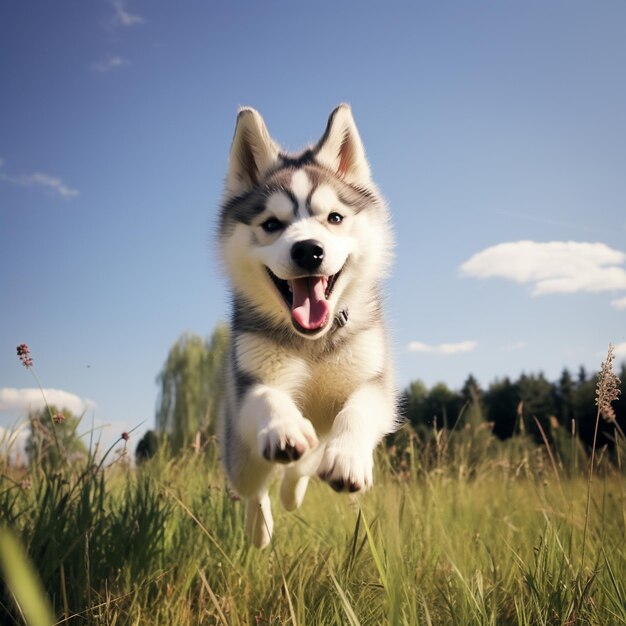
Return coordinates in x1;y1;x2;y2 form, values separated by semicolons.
315;104;371;185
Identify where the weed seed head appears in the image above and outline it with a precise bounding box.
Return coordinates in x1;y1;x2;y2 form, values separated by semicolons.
595;343;621;422
121;431;130;441
52;412;65;424
17;343;33;368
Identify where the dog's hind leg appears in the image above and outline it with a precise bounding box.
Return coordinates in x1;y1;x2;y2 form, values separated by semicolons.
245;492;273;549
279;471;309;512
279;444;324;511
223;430;275;548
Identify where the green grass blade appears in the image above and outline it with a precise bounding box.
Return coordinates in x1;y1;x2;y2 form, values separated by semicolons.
358;506;388;590
0;526;54;626
329;571;362;626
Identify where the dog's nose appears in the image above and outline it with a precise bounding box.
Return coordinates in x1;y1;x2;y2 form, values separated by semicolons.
291;239;324;272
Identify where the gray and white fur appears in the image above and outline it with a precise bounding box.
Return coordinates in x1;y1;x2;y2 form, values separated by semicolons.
218;104;396;548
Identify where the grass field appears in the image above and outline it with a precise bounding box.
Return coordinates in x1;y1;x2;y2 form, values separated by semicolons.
1;405;625;626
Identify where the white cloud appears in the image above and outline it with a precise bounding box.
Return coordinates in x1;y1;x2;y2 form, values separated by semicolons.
611;296;626;311
0;415;140;465
93;56;129;72
0;392;143;463
0;388;91;418
113;0;144;26
460;241;626;296
0;170;79;198
614;342;626;360
407;340;478;355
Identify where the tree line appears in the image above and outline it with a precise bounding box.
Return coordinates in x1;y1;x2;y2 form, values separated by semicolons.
402;365;625;449
142;328;625;460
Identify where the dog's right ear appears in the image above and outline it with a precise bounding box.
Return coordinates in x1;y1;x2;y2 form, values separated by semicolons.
226;108;280;197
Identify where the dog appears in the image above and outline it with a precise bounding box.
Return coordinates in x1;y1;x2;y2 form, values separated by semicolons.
218;104;396;548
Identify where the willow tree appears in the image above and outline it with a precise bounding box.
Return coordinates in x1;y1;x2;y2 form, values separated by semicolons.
26;405;88;469
155;325;228;452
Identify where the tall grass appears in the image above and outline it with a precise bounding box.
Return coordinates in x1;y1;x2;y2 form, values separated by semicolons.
1;344;624;624
1;419;625;625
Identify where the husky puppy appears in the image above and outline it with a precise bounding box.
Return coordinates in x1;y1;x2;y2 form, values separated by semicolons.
218;104;396;548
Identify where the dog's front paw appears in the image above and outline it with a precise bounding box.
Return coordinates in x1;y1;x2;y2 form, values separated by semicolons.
318;442;373;493
259;417;318;464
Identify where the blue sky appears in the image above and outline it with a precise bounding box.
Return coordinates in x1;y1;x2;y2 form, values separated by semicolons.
2;1;626;451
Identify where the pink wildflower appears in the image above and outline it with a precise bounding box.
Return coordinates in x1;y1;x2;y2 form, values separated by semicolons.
17;344;33;368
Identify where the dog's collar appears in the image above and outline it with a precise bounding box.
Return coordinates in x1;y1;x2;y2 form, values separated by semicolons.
333;308;349;330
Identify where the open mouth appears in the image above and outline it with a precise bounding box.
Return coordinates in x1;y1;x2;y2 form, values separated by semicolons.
266;268;343;334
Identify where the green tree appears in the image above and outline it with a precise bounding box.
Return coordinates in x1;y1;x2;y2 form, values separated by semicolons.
460;374;481;406
424;382;462;429
556;368;576;427
460;374;485;429
135;430;159;464
517;372;556;441
573;374;598;446
26;405;88;469
402;379;428;428
155;325;229;453
205;324;230;432
484;377;519;439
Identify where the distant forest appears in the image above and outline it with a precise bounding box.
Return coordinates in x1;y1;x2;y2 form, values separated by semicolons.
401;363;626;449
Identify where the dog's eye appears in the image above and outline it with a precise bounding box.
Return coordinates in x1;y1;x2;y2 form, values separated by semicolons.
261;217;284;233
328;212;344;225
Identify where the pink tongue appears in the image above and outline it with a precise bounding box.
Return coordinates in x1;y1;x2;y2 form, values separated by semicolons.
290;277;329;330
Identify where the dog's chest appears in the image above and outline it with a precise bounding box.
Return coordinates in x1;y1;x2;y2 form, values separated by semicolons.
234;326;387;432
298;326;387;430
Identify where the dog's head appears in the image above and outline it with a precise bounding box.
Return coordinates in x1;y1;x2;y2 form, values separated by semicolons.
219;104;392;339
